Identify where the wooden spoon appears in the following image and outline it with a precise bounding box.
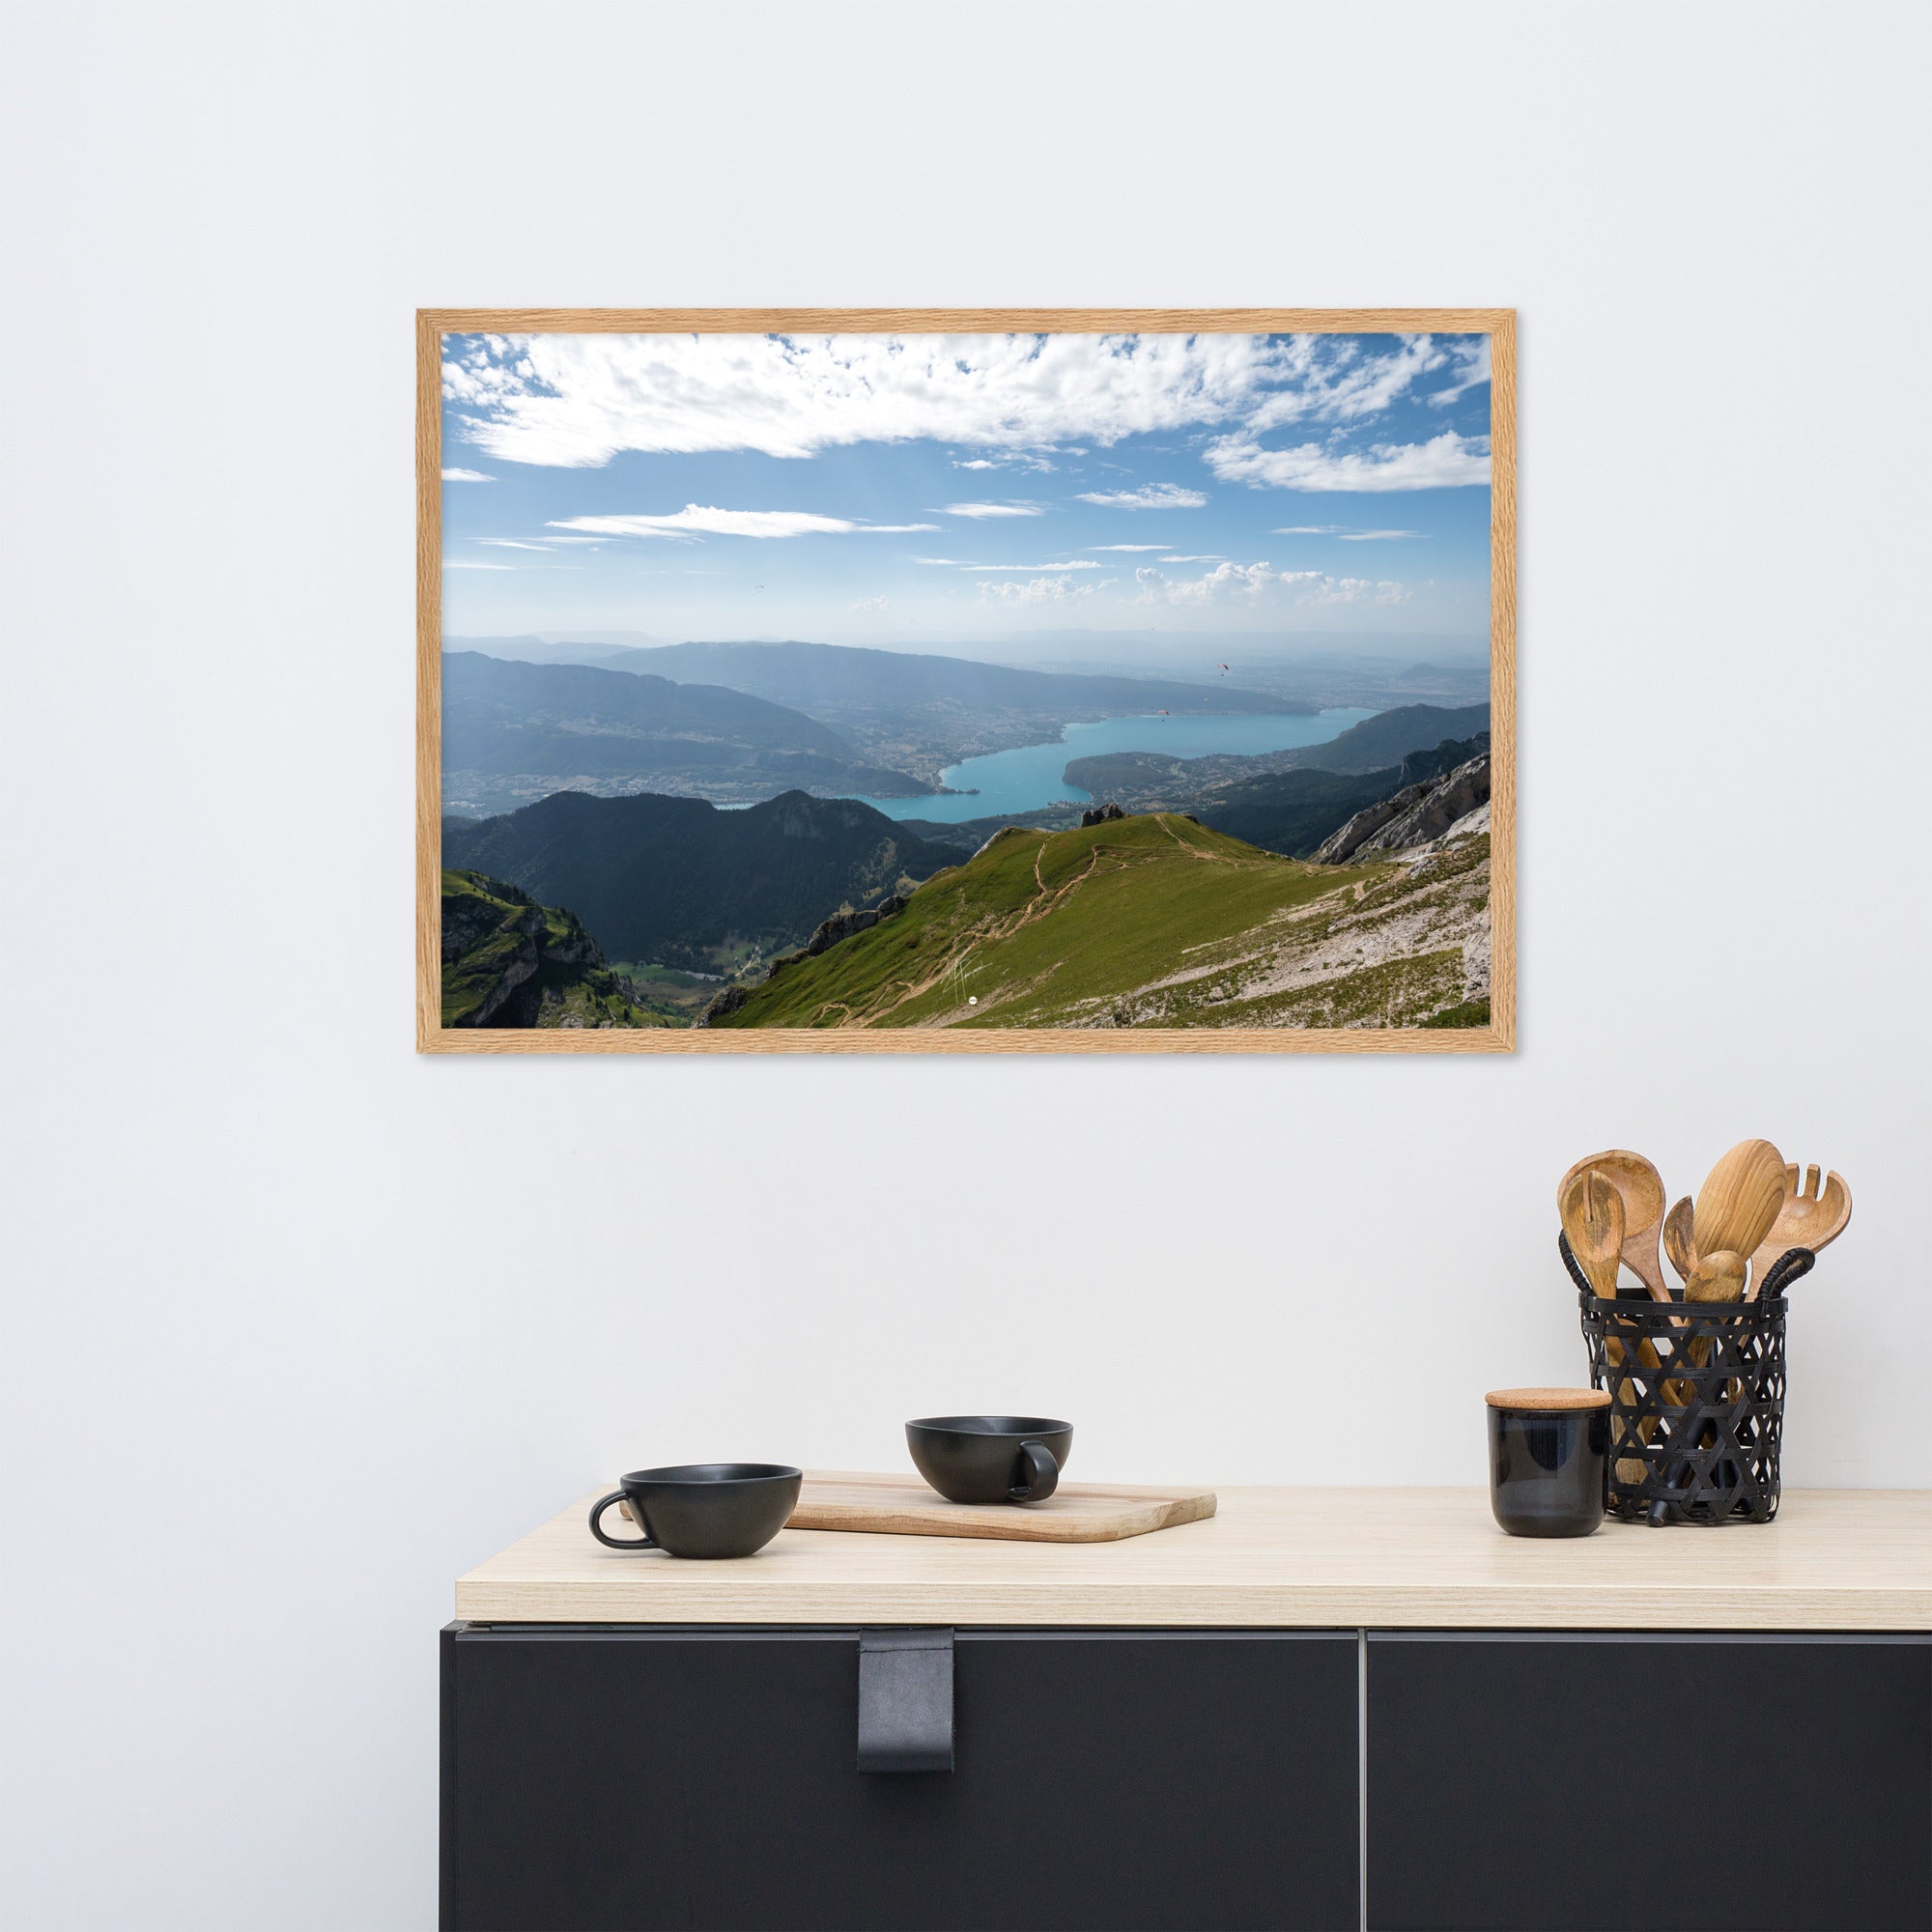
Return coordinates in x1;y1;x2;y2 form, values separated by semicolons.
1558;1151;1669;1301
1662;1197;1697;1285
1684;1249;1747;1303
1559;1168;1624;1296
1692;1139;1787;1266
1747;1165;1852;1298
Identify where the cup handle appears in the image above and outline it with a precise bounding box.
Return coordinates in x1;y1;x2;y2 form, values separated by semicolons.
1009;1440;1060;1503
588;1491;657;1550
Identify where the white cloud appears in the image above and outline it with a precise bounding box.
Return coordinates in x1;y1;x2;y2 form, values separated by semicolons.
1272;526;1426;540
952;452;1057;473
1134;562;1286;606
851;595;888;612
1133;561;1412;607
444;558;515;569
1240;335;1455;432
1205;430;1491;493
1072;482;1208;510
442;331;1290;467
1088;542;1173;552
1155;554;1223;563
1426;337;1492;408
940;501;1045;519
1330;578;1410;605
441;467;496;482
442;330;1496;488
549;505;939;540
976;575;1098;608
915;557;1103;571
477;538;554;552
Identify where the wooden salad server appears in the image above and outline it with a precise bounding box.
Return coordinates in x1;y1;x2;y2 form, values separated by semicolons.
1560;1169;1649;1482
1558;1151;1669;1300
1559;1168;1625;1297
1747;1165;1852;1298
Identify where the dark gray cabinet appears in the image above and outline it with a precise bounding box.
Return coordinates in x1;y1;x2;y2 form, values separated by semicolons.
441;1626;1361;1932
1365;1633;1932;1931
443;1624;1932;1931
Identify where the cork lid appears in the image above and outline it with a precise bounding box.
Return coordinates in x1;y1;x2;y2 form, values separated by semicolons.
1485;1386;1611;1411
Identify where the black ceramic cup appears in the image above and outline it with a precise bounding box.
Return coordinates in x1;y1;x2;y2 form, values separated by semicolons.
587;1463;803;1559
905;1416;1072;1505
1486;1389;1608;1538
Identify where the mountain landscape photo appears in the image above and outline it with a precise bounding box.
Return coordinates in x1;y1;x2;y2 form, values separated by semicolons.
433;327;1498;1035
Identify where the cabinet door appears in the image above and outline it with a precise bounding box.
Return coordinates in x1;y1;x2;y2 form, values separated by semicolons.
1366;1632;1931;1931
442;1626;1359;1932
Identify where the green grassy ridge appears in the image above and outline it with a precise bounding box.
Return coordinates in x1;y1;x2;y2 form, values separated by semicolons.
712;812;1380;1031
1118;830;1491;1028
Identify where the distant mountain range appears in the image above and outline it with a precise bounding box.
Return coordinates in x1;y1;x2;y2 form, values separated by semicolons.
710;807;1492;1032
441;651;934;816
449;630;1492;713
444;639;1316;797
441;788;964;973
444;634;666;666
603;639;1312;722
1272;702;1492;773
1063;701;1487;801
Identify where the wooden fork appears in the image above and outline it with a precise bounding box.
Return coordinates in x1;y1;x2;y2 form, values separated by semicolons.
1747;1165;1852;1298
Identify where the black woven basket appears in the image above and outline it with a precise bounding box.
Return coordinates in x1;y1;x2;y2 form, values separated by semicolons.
1563;1234;1812;1525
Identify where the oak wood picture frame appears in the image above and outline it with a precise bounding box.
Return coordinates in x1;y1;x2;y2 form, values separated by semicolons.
416;308;1516;1055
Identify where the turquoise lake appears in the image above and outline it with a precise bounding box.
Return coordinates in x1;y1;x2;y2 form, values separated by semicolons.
858;708;1378;823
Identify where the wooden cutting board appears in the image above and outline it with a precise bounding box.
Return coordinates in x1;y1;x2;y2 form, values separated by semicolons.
785;1470;1217;1544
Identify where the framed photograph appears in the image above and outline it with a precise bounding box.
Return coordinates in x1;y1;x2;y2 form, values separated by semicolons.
417;309;1514;1054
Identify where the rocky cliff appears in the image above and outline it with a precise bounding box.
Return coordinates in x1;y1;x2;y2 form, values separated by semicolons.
440;869;678;1028
1314;753;1492;864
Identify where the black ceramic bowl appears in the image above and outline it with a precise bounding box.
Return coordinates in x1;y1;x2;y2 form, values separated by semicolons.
588;1462;803;1558
906;1416;1073;1505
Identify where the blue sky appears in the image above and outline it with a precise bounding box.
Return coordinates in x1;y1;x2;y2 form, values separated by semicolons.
440;331;1492;652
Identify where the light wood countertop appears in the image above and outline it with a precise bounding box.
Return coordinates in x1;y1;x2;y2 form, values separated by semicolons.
455;1482;1932;1631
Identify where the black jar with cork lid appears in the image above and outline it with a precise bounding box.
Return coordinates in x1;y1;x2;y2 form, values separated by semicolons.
1485;1387;1609;1537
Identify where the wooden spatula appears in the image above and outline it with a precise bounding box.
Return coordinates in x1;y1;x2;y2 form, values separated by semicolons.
1557;1151;1670;1301
1692;1140;1787;1267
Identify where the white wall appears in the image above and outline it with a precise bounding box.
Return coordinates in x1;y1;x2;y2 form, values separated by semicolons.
4;3;1926;1924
